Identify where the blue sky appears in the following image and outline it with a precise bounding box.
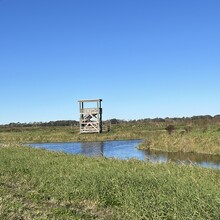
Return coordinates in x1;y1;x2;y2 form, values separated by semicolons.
0;0;220;124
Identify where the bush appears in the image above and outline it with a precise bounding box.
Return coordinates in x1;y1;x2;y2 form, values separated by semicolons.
165;125;175;135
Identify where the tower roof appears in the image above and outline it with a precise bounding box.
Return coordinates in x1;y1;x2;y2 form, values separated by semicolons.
78;99;102;103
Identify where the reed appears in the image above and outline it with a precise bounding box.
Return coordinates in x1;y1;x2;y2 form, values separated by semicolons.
138;130;220;155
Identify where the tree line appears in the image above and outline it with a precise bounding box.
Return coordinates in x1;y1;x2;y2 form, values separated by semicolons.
108;115;220;124
1;115;220;127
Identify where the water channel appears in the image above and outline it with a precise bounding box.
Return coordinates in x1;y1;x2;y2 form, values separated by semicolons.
29;139;220;170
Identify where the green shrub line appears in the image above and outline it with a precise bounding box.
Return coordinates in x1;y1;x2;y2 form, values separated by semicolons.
0;145;220;219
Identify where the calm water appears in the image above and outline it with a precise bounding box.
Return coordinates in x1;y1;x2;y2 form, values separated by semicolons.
29;140;220;170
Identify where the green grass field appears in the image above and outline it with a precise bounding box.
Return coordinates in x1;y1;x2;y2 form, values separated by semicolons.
0;145;220;219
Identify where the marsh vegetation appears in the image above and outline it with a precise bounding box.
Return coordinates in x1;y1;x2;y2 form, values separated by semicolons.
0;145;220;219
1;115;220;155
1;116;220;219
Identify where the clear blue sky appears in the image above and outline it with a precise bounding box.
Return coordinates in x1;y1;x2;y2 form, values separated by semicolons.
0;0;220;124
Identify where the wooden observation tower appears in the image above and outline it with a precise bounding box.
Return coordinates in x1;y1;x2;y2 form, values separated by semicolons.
78;99;102;133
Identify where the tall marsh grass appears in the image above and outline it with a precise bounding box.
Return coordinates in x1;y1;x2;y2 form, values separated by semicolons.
139;130;220;155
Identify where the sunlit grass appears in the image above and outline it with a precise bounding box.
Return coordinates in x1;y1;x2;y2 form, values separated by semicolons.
0;145;220;219
139;130;220;155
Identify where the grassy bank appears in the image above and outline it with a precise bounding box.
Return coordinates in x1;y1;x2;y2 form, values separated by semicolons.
1;122;220;155
0;125;144;143
138;130;220;155
0;145;220;219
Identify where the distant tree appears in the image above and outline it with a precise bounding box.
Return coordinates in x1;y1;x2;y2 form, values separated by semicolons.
152;118;165;122
110;118;119;124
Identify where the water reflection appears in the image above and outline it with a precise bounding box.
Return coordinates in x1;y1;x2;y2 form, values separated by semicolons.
29;140;220;170
80;142;104;157
144;149;220;170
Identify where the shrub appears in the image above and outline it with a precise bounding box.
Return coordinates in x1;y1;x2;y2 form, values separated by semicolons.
165;125;175;135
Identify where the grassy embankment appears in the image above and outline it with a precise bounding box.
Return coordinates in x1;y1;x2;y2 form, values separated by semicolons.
0;124;143;143
138;130;220;155
0;145;220;219
1;121;220;155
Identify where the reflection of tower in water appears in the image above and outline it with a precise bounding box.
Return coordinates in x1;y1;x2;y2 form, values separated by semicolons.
80;142;104;157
